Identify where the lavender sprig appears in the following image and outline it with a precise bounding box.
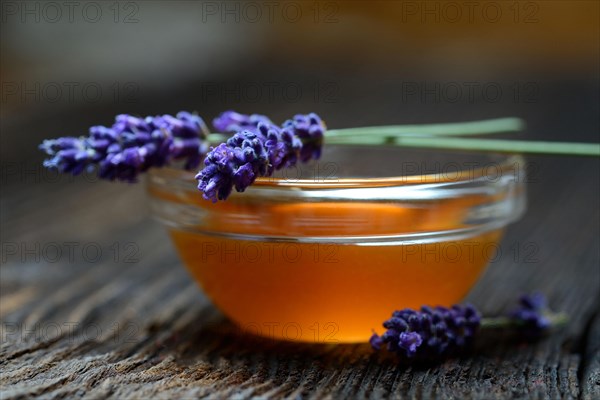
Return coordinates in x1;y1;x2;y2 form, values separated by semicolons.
370;293;567;361
196;111;325;202
41;114;598;188
369;304;481;360
40;111;209;182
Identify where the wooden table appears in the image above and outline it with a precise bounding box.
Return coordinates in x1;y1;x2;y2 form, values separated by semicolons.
1;149;599;399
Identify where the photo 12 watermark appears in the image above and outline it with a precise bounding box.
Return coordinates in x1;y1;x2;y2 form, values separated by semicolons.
181;238;540;267
399;81;540;104
1;321;142;345
1;1;140;24
196;241;340;264
397;1;540;24
398;240;540;265
1;241;141;265
1;81;140;105
239;321;340;342
199;1;340;24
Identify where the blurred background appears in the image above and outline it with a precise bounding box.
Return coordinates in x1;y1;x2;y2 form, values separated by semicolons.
2;0;599;161
1;1;599;296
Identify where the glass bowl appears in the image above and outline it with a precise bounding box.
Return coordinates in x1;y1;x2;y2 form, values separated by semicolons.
148;145;526;343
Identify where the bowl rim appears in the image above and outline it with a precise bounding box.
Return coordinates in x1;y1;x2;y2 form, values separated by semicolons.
150;151;525;190
148;150;527;239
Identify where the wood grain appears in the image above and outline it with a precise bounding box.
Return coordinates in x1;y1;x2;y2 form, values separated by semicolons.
1;154;599;399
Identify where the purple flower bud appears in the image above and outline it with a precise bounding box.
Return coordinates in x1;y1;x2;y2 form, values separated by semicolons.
155;111;209;138
371;304;481;360
212;110;272;133
398;332;423;357
196;113;325;202
259;123;302;174
381;329;402;352
113;114;152;134
393;309;416;320
41;111;209;181
39;137;96;175
39;137;85;154
196;131;270;202
519;292;546;310
369;332;383;351
99;146;148;182
89;125;119;141
383;317;409;332
233;163;257;192
282;113;326;162
509;293;552;337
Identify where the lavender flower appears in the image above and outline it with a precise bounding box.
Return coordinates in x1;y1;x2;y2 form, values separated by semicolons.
40;112;209;182
370;304;481;360
282;113;325;161
213;111;273;133
371;294;567;362
508;293;552;337
40;137;96;175
197;131;269;201
197;112;325;202
42;110;326;198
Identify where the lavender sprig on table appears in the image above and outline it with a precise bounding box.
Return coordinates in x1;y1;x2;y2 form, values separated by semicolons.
40;112;209;182
369;304;481;359
196;111;326;202
370;293;567;361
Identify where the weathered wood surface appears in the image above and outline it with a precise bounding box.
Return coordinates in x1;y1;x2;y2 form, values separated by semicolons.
1;152;599;399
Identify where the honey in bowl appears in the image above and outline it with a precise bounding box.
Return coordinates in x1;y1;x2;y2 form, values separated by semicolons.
149;147;526;343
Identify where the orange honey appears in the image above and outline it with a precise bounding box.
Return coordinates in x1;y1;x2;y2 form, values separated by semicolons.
169;198;503;343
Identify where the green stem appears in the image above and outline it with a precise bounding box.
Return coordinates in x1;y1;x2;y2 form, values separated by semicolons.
326;117;524;138
480;316;513;329
481;312;569;329
206;118;599;157
326;135;600;157
207;117;523;143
